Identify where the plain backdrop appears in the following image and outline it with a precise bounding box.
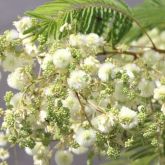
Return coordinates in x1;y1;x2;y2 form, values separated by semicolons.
0;0;144;165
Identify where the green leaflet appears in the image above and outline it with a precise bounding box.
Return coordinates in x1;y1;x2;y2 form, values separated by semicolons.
27;0;132;16
25;0;133;46
101;133;158;165
121;0;165;43
102;154;157;165
24;0;165;47
133;0;165;28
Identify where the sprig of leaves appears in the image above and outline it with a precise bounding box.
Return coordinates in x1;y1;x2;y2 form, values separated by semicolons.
121;0;165;43
25;0;133;46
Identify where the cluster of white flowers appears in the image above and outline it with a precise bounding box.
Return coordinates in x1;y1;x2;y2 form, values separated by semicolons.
119;106;138;129
2;52;32;72
7;67;30;90
25;143;50;165
98;63;115;82
1;16;165;165
55;150;73;165
154;85;165;101
13;16;32;34
68;70;90;90
13;17;38;55
81;56;100;74
92;113;115;133
74;128;96;147
62;91;81;120
53;48;73;69
0;148;9;161
138;79;155;98
69;33;105;47
0;132;9;162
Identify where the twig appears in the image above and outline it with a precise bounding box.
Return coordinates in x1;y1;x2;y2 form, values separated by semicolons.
97;46;165;60
154;47;165;54
78;93;106;114
75;92;93;128
75;92;106;133
97;49;141;59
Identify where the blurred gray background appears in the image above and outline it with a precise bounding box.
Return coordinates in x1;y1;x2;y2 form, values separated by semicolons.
0;0;143;164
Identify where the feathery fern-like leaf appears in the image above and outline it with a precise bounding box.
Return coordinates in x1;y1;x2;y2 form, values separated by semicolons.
25;0;133;46
121;0;165;43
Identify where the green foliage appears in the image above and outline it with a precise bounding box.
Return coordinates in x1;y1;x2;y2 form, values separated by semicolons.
133;0;165;28
121;0;165;43
25;0;133;46
103;154;157;165
102;135;158;165
3;0;165;164
4;91;14;109
47;99;71;135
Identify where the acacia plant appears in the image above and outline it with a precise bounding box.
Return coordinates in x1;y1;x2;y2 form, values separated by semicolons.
0;0;165;165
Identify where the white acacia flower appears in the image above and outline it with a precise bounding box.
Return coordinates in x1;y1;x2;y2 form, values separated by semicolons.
68;70;90;90
119;106;138;129
41;54;53;70
138;79;155;98
2;52;21;72
143;50;162;66
86;33;104;47
0;148;9;161
39;110;48;122
74;128;96;147
6;29;19;40
33;157;50;165
92;113;115;133
62;91;81;120
82;56;100;74
2;52;32;72
7;67;29;90
25;142;46;156
62;92;80;111
55;150;73;165
154;85;165;101
69;34;87;47
69;34;79;47
124;63;140;79
53;48;73;69
13;16;32;33
0;132;7;147
25;147;33;156
10;93;22;108
69;33;104;47
98;63;115;82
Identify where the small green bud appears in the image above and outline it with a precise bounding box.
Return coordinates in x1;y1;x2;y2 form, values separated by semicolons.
125;137;134;148
4;91;14;108
107;146;120;159
151;138;158;147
